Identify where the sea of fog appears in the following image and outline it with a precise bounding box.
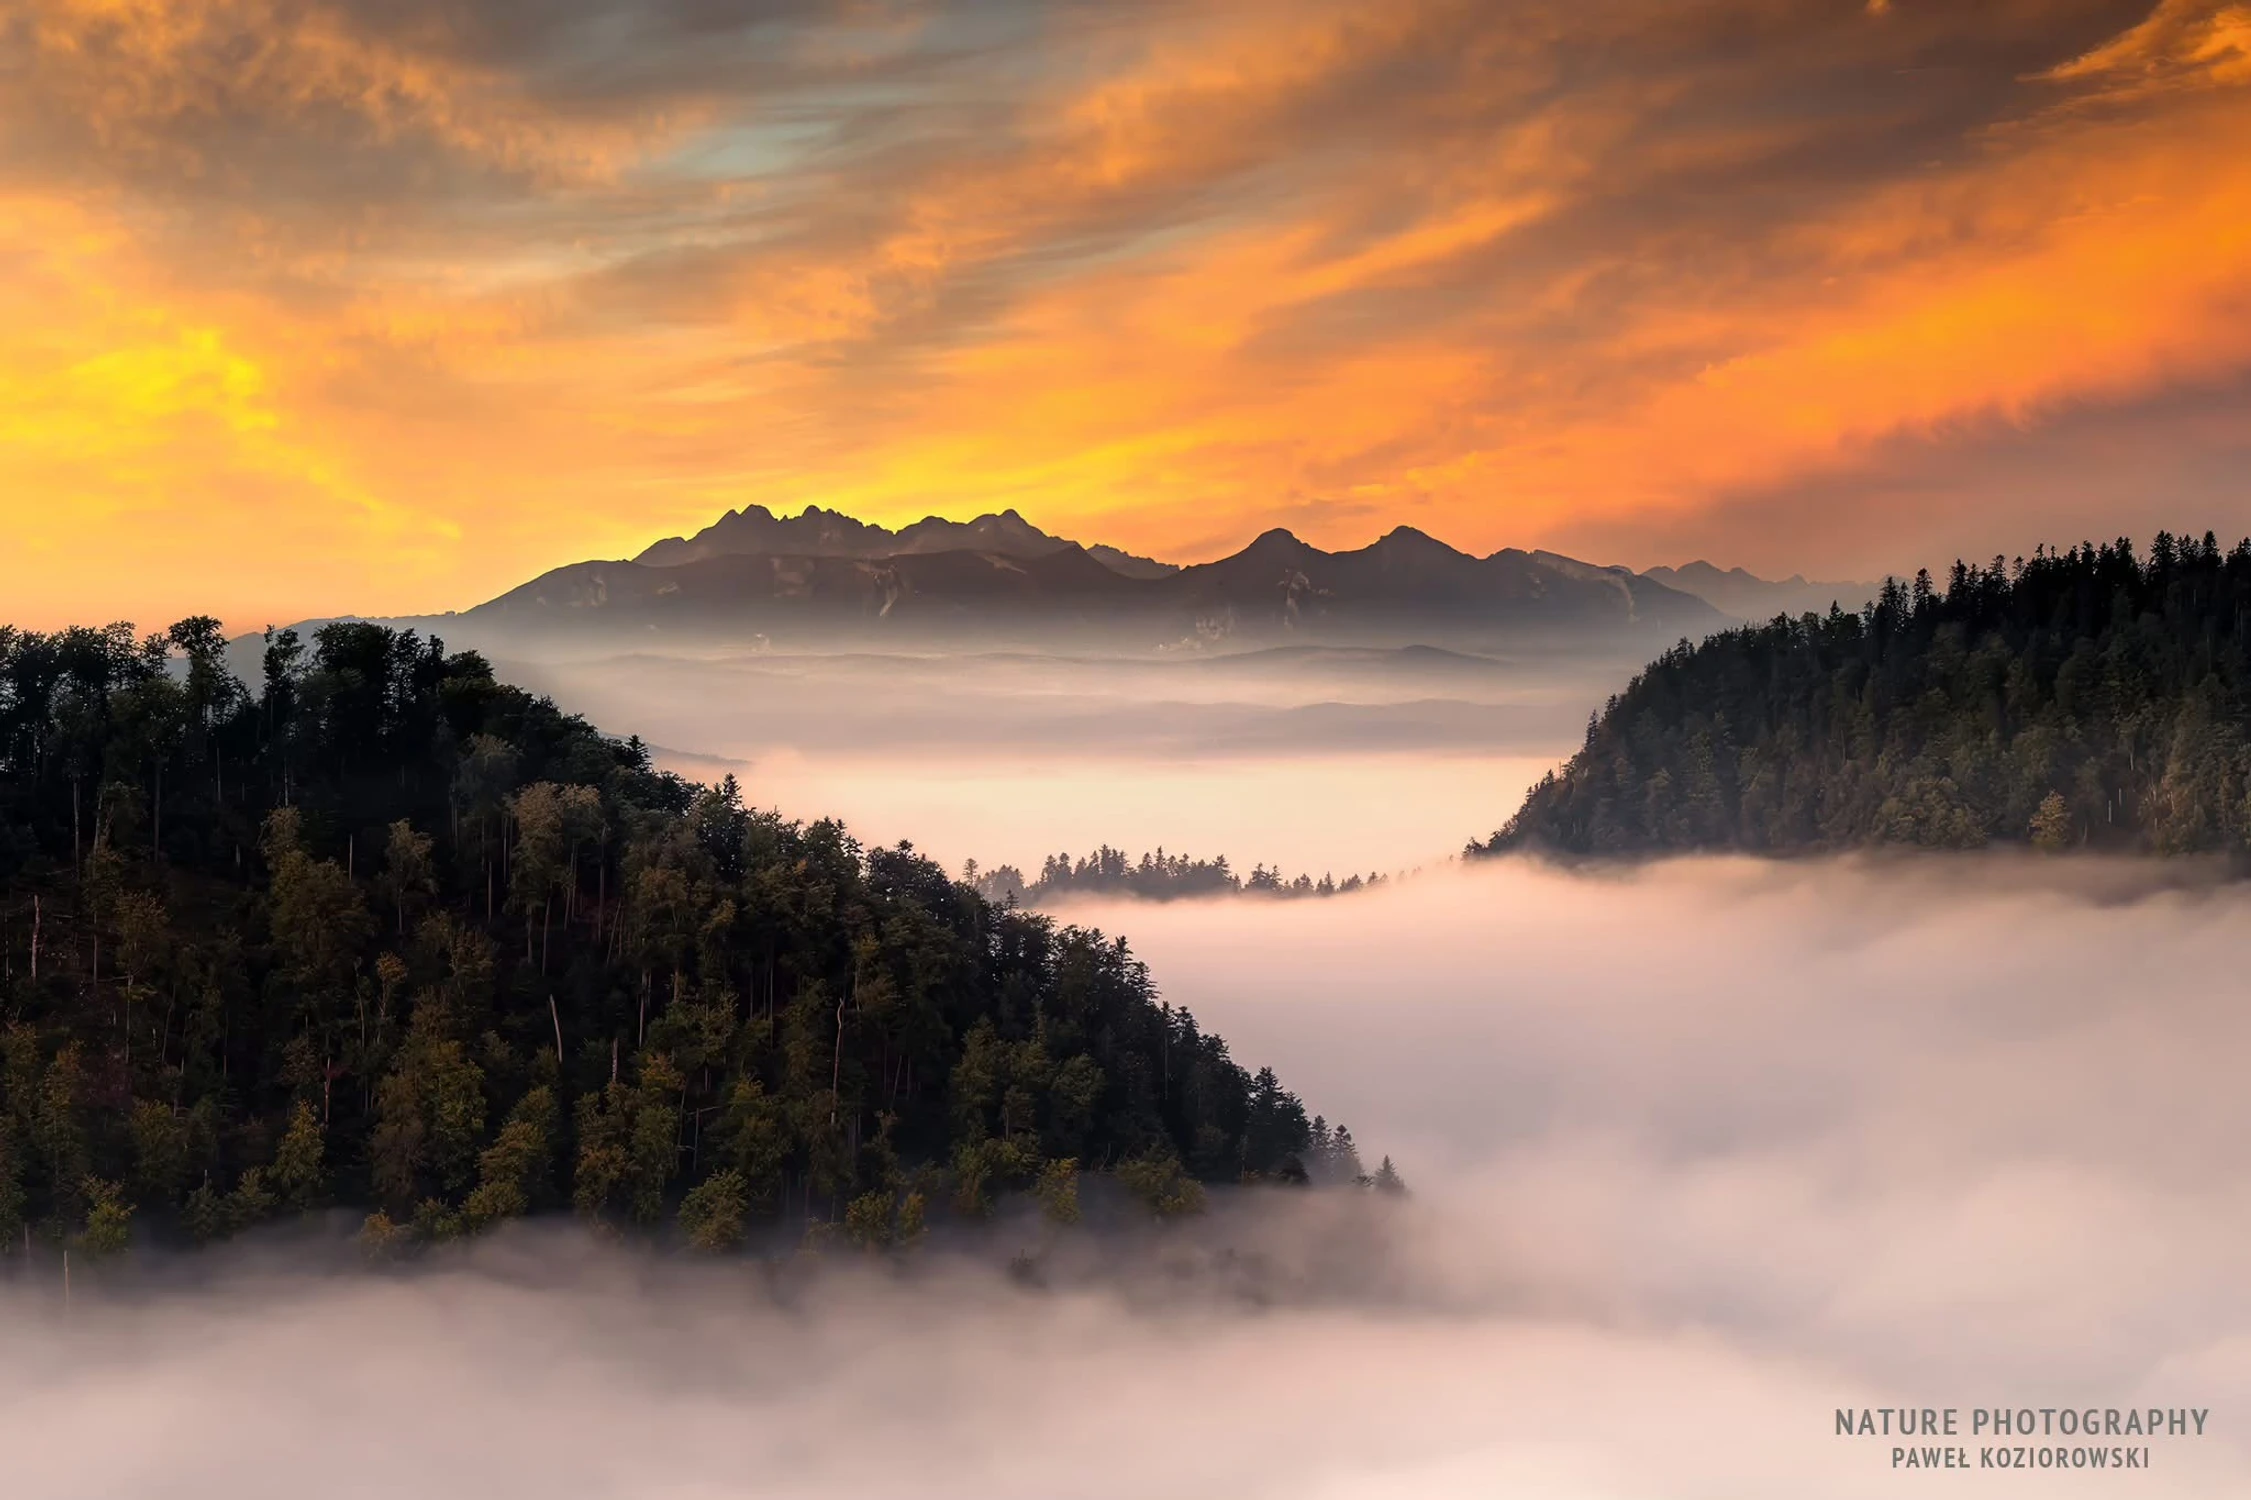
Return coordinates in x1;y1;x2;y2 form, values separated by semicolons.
7;857;2249;1496
485;642;1611;875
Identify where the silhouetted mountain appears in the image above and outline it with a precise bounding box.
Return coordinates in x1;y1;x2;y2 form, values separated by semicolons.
479;545;1146;634
637;504;1178;579
1161;527;1715;644
471;517;1725;653
1641;561;1877;621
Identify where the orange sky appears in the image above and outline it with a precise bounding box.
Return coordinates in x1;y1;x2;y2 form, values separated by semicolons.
3;0;2249;632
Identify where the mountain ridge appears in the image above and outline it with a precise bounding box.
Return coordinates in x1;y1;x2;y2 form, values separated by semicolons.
473;516;1728;653
638;504;1179;580
1641;560;1878;621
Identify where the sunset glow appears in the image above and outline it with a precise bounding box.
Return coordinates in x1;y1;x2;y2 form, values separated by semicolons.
4;0;2249;630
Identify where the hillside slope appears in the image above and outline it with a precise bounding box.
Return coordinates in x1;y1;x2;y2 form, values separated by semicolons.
0;617;1355;1255
1481;533;2251;858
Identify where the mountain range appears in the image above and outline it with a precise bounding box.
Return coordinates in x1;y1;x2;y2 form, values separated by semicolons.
470;507;1729;653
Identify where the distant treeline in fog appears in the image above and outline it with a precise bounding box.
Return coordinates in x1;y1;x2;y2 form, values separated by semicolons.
0;617;1391;1264
967;847;1389;906
1484;532;2251;859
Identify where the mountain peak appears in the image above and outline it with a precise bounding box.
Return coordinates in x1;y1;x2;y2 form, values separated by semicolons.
1370;525;1472;560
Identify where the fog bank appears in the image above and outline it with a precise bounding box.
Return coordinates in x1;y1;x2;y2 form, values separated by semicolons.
7;857;2249;1496
487;644;1600;873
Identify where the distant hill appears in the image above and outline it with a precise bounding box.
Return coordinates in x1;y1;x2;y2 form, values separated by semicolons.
1640;561;1878;621
1481;533;2251;859
638;504;1179;580
472;517;1725;654
969;847;1387;905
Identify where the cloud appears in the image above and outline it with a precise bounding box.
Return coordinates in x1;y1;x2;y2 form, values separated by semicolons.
2045;0;2251;99
4;0;2249;628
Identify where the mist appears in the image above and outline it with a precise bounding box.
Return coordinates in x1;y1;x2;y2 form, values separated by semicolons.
7;856;2247;1495
476;640;1607;874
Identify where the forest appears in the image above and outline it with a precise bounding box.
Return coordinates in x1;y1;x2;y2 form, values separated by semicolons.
1480;532;2251;859
968;847;1386;906
0;617;1382;1261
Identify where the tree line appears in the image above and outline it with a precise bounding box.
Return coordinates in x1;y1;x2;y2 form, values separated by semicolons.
0;617;1387;1262
1480;532;2251;858
968;847;1387;905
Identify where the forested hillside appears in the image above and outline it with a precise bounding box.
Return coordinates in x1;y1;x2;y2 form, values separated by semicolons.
0;619;1356;1259
1479;533;2251;859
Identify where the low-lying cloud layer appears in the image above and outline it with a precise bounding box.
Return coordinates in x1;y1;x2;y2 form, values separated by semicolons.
6;856;2248;1495
480;640;1598;873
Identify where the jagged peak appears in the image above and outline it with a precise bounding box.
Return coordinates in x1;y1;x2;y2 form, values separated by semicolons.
1369;525;1472;559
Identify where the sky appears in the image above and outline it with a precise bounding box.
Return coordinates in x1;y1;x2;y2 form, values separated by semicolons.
3;0;2249;632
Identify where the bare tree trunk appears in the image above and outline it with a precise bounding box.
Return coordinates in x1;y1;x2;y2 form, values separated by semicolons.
828;985;847;1128
158;985;178;1076
29;894;38;982
549;995;565;1070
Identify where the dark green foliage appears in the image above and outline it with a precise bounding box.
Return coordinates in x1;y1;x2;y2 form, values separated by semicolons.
678;1169;749;1251
1114;1151;1206;1219
1480;533;2251;860
0;616;1329;1252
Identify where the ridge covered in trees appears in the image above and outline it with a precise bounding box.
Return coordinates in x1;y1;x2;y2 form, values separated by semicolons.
968;847;1387;906
1478;532;2251;859
0;617;1364;1261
